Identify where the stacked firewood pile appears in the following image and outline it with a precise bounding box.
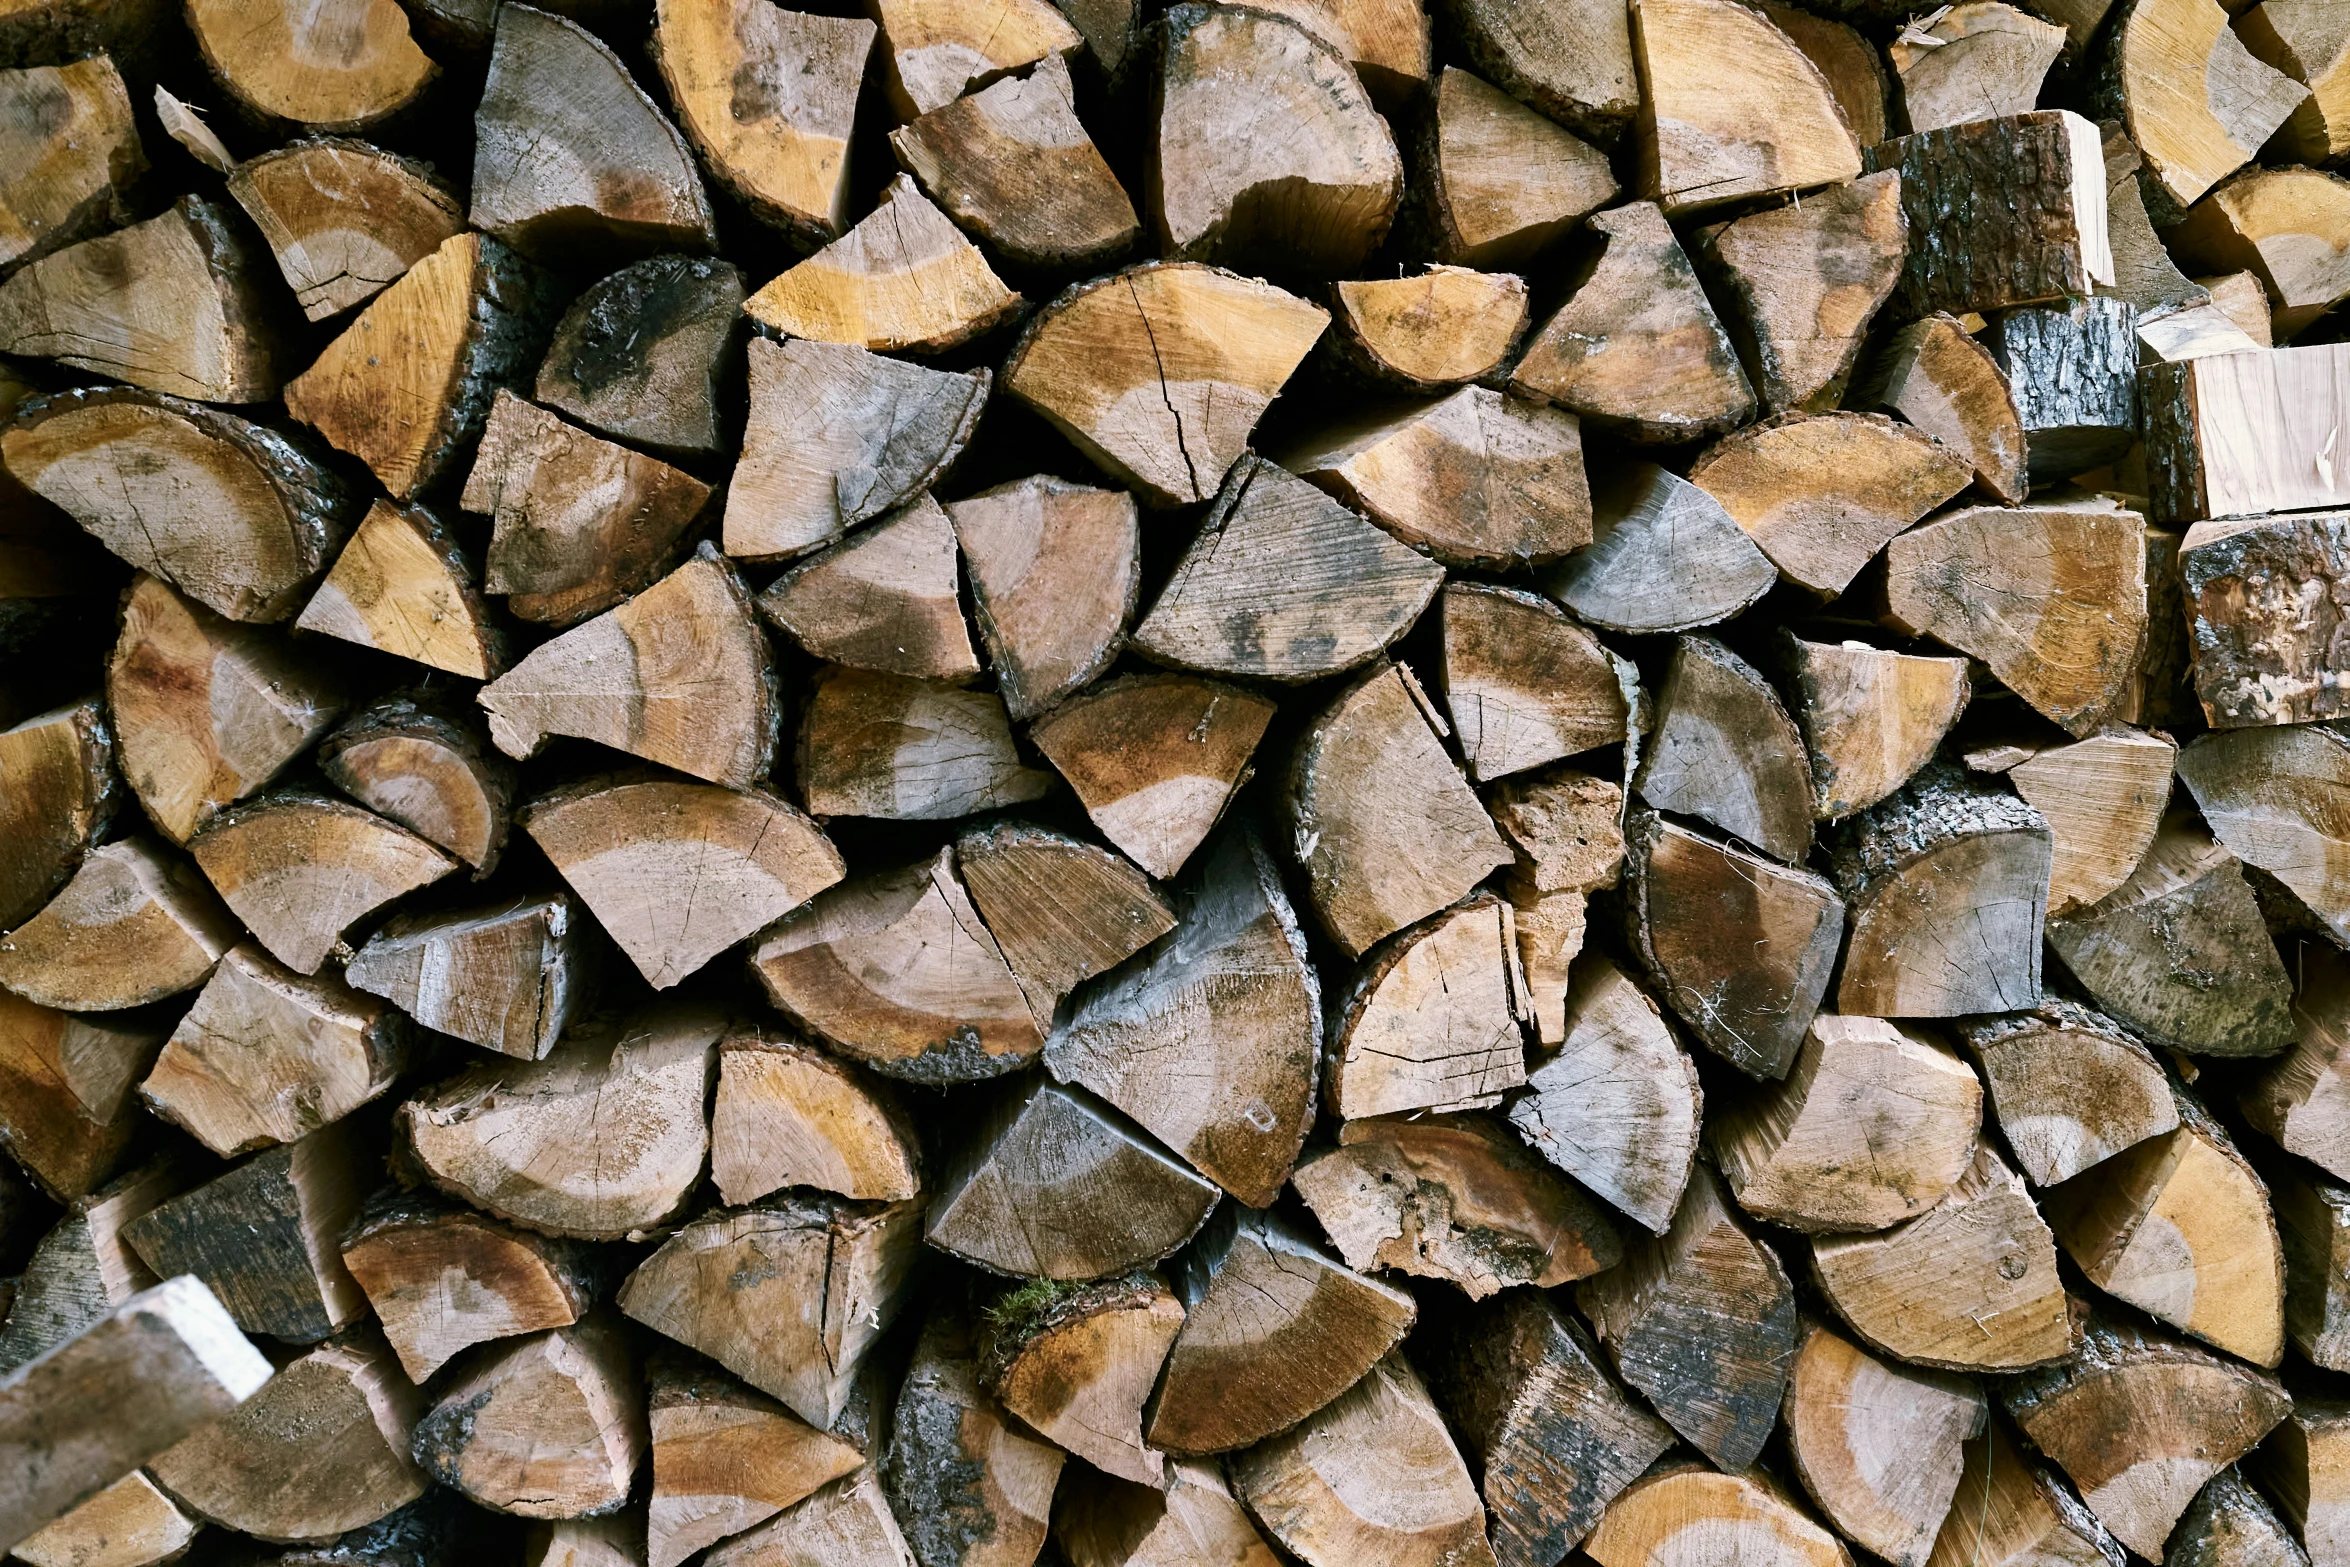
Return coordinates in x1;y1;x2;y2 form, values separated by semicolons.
15;0;2350;1562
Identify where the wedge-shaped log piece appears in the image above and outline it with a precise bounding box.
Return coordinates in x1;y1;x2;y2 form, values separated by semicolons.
884;1311;1064;1567
726;336;986;562
1054;1459;1276;1567
0;1157;182;1372
1486;769;1624;1049
0;197;281;402
2045;813;2292;1057
1714;1015;1982;1234
1439;586;1622;785
704;1468;915;1567
463;391;713;629
648;1355;864;1567
1689;412;1972;597
1783;1320;1985;1567
2177;721;2350;944
1230;1353;1493;1567
1954;1002;2179;1187
1134;457;1441;683
1928;1416;2124;1567
868;0;1078;116
1584;1464;1847;1567
0;57;141;273
2110;0;2308;219
1636;635;1812;862
1985;298;2138;481
225;139;462;322
1294;1112;1619;1296
1813;1139;2072;1372
1510;954;1699;1235
744;175;1018;355
1449;0;1634;141
1850;312;2028;504
891;54;1138;272
122;1124;369;1343
341;1191;600;1383
981;1274;1183;1486
1624;810;1845;1080
1890;1;2063;131
1001;264;1328;507
10;391;352;626
9;1470;196;1567
317;693;514;874
1330;266;1529;390
947;475;1138;720
346;896;587;1062
756;495;978;682
1634;0;1860;213
1146;1206;1414;1455
1864;110;2110;315
412;1316;642;1518
1242;0;1430;101
617;1193;924;1429
1780;635;1969;823
0;992;158;1199
1509;201;1755;444
653;0;872;244
296;501;504;679
284;231;551;500
2247;944;2350;1183
1415;68;1616;269
0;838;237;1011
712;1029;921;1206
1828;764;2049;1018
2251;1386;2350;1567
140;944;407;1159
927;1079;1218;1280
189;793;454;976
1575;1165;1796;1473
2185;511;2350;728
2007;728;2174;915
2171;167;2350;340
187;0;431;128
1698;169;1906;412
2146;344;2350;522
401;1005;719;1240
1542;462;1777;635
1762;8;1896;148
796;668;1051;820
1329;894;1525;1119
2242;0;2350;164
2002;1319;2290;1559
535;255;743;458
751;846;1042;1084
957;821;1173;1027
2170;1467;2306;1567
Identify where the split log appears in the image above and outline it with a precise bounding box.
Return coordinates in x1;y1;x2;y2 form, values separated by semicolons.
1328;894;1524;1118
1884;499;2149;737
1890;2;2064;132
724;336;986;562
340;1191;601;1382
883;1310;1065;1567
703;1469;916;1567
2123;524;2194;729
868;0;1080;117
945;475;1138;720
1145;1205;1414;1454
2246;944;2350;1183
2044;813;2293;1057
2184;511;2350;728
891;54;1138;272
282;231;552;500
1847;312;2029;505
1245;0;1430;101
2171;168;2350;340
755;495;979;682
1541;462;1777;635
1928;1416;2124;1567
1229;1353;1494;1567
1285;660;1512;957
294;501;504;680
750;846;1043;1084
926;1079;1219;1279
1764;2;1889;140
652;0;873;245
1953;1002;2180;1187
955;821;1173;1026
646;1355;864;1567
2108;0;2309;219
121;1123;370;1343
2176;721;2350;943
346;895;586;1061
533;255;743;459
1026;673;1277;880
0;56;142;272
710;1029;921;1206
462;390;714;629
0;1277;270;1557
616;1192;925;1428
187;792;455;976
1413;67;1616;269
186;0;432;129
2001;1319;2290;1558
2105;124;2222;329
1509;953;1701;1234
1623;810;1845;1080
2170;1468;2307;1567
0;196;282;403
1054;1459;1277;1567
1131;456;1442;683
2277;1166;2350;1373
1583;1465;1849;1567
1446;0;1633;142
1632;0;1862;213
1508;201;1756;444
980;1274;1183;1485
1779;634;1971;822
398;1004;722;1240
153;82;231;173
472;4;714;261
0;1156;183;1370
412;1316;643;1518
743;175;1019;354
316;692;516;873
0;992;159;1198
1485;769;1623;1049
1327;265;1530;389
9;1470;197;1567
1292;1111;1619;1295
796;668;1052;819
1000;263;1328;507
1984;298;2138;481
2145;343;2350;522
1635;635;1812;861
1437;584;1624;783
2245;1395;2350;1565
2242;0;2350;165
1812;1139;2074;1371
1696;169;1906;413
139;943;407;1158
2006;727;2174;914
1686;412;1972;598
225;139;462;323
0;837;237;1011
1575;1165;1796;1473
1782;1320;1986;1567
